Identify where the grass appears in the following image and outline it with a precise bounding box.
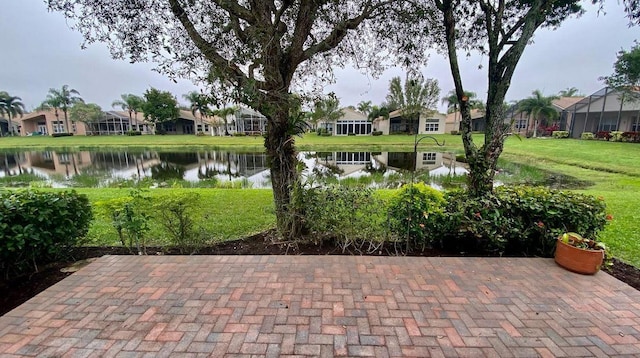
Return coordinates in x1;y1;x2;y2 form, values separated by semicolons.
3;134;639;266
49;188;276;246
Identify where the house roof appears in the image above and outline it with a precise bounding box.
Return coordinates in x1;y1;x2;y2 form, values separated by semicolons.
338;107;368;121
445;109;484;123
552;97;584;110
19;109;58;122
388;108;443;120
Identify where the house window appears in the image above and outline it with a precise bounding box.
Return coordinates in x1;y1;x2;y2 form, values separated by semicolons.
422;152;437;164
424;122;439;132
52;121;65;133
632;117;639;132
515;119;527;130
598;117;617;132
335;152;370;164
335;120;371;135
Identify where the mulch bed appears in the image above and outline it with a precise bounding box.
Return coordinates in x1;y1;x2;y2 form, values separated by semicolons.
2;230;639;317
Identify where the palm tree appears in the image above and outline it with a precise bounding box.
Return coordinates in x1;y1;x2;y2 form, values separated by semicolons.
558;87;582;97
213;106;237;135
357;100;372;115
37;95;63;134
0;91;26;136
386;74;440;134
47;85;84;134
183;91;210;133
311;93;344;132
441;90;482;131
518;90;560;137
367;105;390;122
112;94;144;131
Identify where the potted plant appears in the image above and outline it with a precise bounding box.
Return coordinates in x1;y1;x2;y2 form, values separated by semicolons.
555;232;606;275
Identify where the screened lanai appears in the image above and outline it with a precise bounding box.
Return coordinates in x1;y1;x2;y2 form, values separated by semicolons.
567;87;640;138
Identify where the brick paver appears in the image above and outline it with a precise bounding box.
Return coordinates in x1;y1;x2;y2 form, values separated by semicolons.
1;255;639;357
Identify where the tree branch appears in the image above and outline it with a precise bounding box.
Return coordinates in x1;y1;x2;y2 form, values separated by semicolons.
168;0;268;92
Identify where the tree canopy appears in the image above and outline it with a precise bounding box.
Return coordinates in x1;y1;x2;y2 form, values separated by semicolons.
69;102;103;124
518;90;559;137
142;88;179;124
386;73;440;133
602;42;640;101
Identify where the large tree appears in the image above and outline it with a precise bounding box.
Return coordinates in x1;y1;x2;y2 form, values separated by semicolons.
518;90;559;137
0;91;25;136
141;88;179;132
69;102;104;133
602;42;640;101
429;1;584;197
386;73;440;134
46;0;419;238
46;85;83;134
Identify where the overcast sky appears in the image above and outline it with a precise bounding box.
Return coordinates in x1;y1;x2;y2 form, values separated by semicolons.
1;1;637;113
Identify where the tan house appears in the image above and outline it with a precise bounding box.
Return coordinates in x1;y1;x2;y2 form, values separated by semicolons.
445;109;486;133
20;109;87;136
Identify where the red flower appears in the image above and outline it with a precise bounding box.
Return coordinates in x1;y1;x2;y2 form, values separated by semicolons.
606;214;613;221
536;221;544;228
474;212;482;219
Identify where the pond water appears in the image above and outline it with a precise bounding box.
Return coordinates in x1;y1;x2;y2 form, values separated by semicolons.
0;150;468;189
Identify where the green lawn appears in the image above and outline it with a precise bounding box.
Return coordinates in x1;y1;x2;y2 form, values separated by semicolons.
3;134;639;266
66;188;276;246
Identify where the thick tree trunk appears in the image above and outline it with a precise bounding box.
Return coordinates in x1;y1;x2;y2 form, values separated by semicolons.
263;102;302;240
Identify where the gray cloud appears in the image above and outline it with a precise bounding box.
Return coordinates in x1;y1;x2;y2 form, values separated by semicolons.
1;2;636;113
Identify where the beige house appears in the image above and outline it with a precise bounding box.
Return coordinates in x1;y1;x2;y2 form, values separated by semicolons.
506;97;583;135
318;107;372;135
445;109;486;133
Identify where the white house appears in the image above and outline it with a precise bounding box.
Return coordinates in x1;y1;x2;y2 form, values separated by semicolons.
318;107;372;135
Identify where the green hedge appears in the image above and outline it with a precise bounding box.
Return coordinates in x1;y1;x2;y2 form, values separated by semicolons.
581;132;595;140
552;131;569;138
442;186;608;256
0;190;92;277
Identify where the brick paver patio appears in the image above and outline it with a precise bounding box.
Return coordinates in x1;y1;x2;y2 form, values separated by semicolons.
1;255;639;357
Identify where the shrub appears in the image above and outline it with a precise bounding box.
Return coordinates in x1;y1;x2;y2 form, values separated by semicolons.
609;131;624;142
622;131;640;142
51;133;73;137
126;130;142;136
581;132;595;140
595;131;611;140
347;132;356;136
450;130;459;135
155;128;167;135
388;183;446;249
301;185;388;252
320;132;332;136
0;190;92;277
372;130;383;136
95;190;151;254
196;131;207;136
442;186;608;257
552;130;569;138
153;193;206;254
233;132;246;137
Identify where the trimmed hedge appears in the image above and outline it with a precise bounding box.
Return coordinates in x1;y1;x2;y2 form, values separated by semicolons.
581;132;595;140
441;186;608;256
51;133;74;137
551;130;569;138
372;131;383;136
0;190;92;277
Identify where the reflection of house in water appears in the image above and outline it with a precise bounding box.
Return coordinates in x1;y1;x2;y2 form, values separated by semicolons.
189;152;269;180
24;151;94;177
313;151;465;178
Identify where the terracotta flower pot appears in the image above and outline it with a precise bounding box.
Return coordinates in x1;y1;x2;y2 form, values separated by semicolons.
554;237;605;275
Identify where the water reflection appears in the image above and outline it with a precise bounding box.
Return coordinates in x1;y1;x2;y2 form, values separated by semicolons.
0;150;467;189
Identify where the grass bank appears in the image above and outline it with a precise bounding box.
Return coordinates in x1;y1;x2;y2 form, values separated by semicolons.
3;134;639;266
